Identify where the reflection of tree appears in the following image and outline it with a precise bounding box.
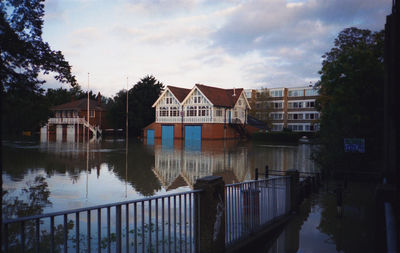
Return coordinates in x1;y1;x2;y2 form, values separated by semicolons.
3;175;74;252
3;176;51;218
2;140;161;196
317;182;377;252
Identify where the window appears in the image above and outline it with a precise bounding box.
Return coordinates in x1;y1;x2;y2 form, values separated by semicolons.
288;89;303;97
89;110;95;118
193;96;202;103
160;107;168;117
305;89;318;96
270;90;283;97
170;107;178;117
165;97;173;104
288;124;304;131
234;110;238;117
187;106;197;117
288;113;303;120
304;101;315;108
238;100;242;106
270;113;283;120
288;102;303;108
216;109;222;117
272;102;283;109
199;106;209;116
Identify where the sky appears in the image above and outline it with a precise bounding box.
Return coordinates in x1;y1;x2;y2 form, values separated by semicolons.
42;0;392;97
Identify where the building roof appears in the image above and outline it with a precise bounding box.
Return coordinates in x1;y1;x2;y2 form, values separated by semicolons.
195;84;243;108
51;98;104;111
168;86;191;103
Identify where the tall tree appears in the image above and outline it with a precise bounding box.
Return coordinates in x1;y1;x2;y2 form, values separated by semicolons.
106;75;164;136
249;88;272;130
315;27;384;172
1;0;77;135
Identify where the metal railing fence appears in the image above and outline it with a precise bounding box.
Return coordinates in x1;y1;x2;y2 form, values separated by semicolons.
224;177;291;246
2;190;201;253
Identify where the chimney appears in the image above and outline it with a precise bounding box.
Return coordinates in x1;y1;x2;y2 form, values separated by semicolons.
97;92;102;105
233;87;236;96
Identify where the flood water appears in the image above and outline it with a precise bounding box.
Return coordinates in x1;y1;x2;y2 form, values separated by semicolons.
2;138;317;218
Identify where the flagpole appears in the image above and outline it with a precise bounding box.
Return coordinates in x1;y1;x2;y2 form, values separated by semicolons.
125;77;129;198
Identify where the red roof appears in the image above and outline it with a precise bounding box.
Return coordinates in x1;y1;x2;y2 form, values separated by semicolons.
168;86;191;103
195;84;243;108
51;98;104;111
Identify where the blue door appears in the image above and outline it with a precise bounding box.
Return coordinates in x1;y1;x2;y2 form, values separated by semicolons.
147;129;154;145
162;125;174;148
185;126;201;150
228;111;231;123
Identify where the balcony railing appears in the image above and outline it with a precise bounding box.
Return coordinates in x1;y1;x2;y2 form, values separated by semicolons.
48;117;84;125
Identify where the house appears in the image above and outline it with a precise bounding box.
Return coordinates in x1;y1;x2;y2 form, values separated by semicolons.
40;94;105;142
144;84;253;143
245;85;320;132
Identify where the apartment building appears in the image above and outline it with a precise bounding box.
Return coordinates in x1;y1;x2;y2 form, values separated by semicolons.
245;86;320;132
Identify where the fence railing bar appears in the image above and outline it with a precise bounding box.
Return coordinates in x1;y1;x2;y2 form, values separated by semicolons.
155;198;159;253
125;204;129;253
168;196;171;253
3;190;203;225
189;193;192;253
50;216;55;253
107;207;111;253
87;210;91;253
148;199;152;252
64;214;68;253
21;221;25;253
184;193;187;253
116;205;121;253
162;197;165;253
76;212;79;253
174;195;177;253
35;218;40;253
97;209;101;253
134;202;137;253
141;201;145;253
179;194;182;253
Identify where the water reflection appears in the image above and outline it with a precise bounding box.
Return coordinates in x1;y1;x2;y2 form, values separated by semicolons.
2;138;317;217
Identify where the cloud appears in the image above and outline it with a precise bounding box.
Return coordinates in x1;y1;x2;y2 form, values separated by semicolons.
211;0;391;86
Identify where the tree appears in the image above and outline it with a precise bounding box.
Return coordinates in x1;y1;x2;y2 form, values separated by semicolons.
106;75;164;136
249;88;272;130
1;0;77;135
315;27;384;172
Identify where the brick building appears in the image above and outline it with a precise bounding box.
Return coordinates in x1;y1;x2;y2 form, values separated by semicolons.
144;84;255;143
245;86;320;132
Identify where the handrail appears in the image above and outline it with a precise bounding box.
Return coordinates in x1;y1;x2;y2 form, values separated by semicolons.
3;189;203;224
225;176;290;187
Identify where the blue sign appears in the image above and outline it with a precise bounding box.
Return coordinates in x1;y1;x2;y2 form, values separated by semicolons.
344;138;365;153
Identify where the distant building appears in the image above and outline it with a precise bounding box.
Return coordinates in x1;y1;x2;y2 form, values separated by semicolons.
144;84;254;142
245;86;320;132
40;94;105;141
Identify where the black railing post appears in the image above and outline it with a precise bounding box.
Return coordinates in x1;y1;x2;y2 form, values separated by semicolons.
265;165;269;179
285;170;299;213
255;168;259;180
194;176;225;253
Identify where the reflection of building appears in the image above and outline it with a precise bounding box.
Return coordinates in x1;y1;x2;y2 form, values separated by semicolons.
152;143;250;190
41;95;105;142
145;84;254;143
245;86;320;132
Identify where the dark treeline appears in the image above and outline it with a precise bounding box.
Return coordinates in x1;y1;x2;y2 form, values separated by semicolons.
314;27;385;173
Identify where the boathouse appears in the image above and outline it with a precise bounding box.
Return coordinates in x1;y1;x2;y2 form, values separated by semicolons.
144;84;255;143
40;94;105;141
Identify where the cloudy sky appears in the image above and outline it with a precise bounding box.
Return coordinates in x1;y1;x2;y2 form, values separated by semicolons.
42;0;392;97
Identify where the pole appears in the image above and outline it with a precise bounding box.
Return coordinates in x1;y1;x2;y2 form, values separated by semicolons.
87;72;90;141
125;77;129;198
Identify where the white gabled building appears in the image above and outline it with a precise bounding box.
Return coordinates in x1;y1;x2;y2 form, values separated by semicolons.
145;84;252;142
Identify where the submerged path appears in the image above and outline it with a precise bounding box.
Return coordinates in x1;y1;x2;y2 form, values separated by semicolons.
259;181;378;253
